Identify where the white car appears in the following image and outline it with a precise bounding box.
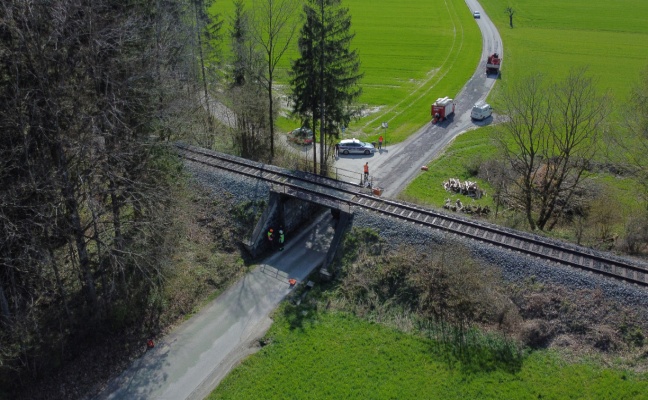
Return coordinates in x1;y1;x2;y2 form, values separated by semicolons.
338;138;376;155
473;11;481;18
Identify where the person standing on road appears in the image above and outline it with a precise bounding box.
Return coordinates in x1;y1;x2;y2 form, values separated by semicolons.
378;135;383;150
335;143;340;157
279;229;285;251
267;228;274;248
363;162;369;184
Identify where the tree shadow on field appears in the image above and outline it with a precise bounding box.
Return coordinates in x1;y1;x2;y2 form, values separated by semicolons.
281;296;320;332
421;321;524;375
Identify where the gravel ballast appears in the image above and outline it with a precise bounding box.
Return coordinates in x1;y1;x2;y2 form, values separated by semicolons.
185;160;648;318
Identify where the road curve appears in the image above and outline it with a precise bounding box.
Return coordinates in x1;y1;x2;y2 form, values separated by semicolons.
334;0;503;198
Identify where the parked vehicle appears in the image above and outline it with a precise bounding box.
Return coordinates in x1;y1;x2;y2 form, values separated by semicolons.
338;138;376;155
486;53;501;75
471;101;492;121
288;127;313;145
431;97;455;123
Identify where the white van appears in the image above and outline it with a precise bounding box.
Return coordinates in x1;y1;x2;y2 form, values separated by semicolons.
471;101;492;121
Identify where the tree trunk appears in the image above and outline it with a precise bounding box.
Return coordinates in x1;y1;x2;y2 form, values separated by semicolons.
0;282;10;323
49;247;71;321
194;0;213;134
268;79;275;161
53;143;98;310
524;177;536;230
318;0;326;176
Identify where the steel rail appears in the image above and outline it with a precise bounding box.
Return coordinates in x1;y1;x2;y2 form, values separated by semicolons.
177;144;648;287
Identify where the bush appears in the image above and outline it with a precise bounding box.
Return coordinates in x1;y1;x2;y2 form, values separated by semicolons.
619;212;648;254
520;319;554;349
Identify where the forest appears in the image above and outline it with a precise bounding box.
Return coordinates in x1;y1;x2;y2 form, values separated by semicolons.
0;0;204;395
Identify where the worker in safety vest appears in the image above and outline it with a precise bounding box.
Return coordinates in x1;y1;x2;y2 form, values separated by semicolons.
378;135;383;150
363;162;369;183
267;228;274;248
279;229;285;251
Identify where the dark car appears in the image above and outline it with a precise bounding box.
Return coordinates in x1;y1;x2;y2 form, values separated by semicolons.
288;127;314;145
338;138;376;155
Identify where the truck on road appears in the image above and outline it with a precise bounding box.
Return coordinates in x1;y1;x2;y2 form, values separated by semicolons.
486;53;501;75
431;97;455;123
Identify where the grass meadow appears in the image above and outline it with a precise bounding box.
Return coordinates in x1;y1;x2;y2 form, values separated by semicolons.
403;0;648;219
210;310;648;399
481;0;648;99
213;0;481;143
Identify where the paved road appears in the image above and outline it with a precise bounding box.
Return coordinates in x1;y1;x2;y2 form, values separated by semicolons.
97;2;502;399
334;0;503;198
97;215;336;400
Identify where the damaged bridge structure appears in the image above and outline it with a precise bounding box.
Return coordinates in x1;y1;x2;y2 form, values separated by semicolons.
177;144;648;288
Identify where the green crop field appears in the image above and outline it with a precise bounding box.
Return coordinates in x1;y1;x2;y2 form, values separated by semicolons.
347;0;481;143
213;0;481;143
210;310;648;399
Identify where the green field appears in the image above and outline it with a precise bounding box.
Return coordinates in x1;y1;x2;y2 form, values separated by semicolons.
213;0;481;143
347;0;481;143
481;0;648;101
403;0;648;213
400;126;497;209
210;310;648;399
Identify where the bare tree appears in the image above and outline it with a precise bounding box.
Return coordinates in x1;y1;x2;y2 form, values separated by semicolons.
230;83;273;160
495;75;548;229
227;0;272;160
494;70;610;231
505;6;515;28
250;0;299;161
614;65;648;204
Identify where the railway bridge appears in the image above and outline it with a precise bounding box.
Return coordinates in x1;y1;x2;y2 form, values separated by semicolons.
178;143;648;288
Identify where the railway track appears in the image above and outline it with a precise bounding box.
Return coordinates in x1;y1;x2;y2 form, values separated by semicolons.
177;144;648;288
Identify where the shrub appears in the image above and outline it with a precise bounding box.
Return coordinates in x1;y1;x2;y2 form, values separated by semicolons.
519;319;554;349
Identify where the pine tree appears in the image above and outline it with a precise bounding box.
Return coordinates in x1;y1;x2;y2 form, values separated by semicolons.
229;0;249;87
290;0;363;175
192;0;223;138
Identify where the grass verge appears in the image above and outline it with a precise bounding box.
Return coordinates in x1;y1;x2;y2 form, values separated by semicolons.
400;126;498;210
210;310;648;399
